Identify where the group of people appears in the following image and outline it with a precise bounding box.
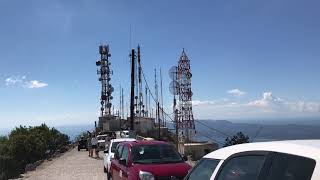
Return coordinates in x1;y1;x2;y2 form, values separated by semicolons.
87;134;100;159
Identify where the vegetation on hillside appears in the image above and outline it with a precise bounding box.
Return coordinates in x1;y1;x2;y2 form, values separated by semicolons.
224;131;250;147
0;124;70;180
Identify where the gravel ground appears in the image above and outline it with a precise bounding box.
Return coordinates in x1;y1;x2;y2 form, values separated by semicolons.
21;148;106;180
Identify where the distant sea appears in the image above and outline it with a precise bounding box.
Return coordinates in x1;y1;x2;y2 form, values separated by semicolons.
1;119;320;146
0;124;94;142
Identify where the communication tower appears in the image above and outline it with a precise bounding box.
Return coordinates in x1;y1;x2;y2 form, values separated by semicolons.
96;44;113;116
170;49;195;142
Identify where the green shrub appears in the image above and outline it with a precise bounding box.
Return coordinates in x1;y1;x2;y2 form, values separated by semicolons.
0;124;70;179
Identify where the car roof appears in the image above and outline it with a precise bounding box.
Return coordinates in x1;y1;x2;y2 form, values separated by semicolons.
122;140;170;146
111;138;136;143
204;140;320;160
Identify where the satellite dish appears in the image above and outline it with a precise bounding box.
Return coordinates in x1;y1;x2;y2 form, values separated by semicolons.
169;81;179;95
186;72;192;79
169;66;178;80
110;87;114;93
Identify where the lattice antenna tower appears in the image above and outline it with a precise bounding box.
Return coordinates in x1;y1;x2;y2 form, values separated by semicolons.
96;44;113;116
137;45;145;117
177;49;195;142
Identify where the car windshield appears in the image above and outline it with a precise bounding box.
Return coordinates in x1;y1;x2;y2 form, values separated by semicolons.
132;144;183;164
111;142;121;153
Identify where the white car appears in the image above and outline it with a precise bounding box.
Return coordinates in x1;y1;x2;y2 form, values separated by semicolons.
103;138;136;174
97;134;109;150
185;140;320;180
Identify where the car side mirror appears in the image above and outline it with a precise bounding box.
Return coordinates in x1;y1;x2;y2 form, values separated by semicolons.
119;158;126;166
183;155;188;161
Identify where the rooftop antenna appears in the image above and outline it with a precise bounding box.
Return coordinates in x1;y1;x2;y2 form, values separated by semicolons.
129;24;132;49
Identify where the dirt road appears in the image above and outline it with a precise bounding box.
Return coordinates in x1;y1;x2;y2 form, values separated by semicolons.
22;148;106;180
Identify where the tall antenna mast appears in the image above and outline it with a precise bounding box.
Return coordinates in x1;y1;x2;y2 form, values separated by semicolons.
121;87;124;119
145;87;148;117
160;68;164;126
169;65;179;149
119;85;121;118
130;49;136;130
137;45;144;117
154;68;158;123
96;44;113;116
177;49;195;142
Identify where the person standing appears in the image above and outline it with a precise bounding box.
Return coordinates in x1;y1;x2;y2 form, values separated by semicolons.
87;134;92;157
91;134;98;158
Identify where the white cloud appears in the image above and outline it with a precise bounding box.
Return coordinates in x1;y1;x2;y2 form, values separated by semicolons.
5;76;26;86
248;92;283;108
26;80;48;89
4;75;48;89
192;92;320;120
227;89;246;97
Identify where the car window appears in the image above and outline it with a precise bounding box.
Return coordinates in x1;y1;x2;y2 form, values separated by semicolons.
266;153;316;180
132;144;183;164
216;155;266;180
121;146;129;166
116;145;123;160
186;158;220;180
111;142;121;153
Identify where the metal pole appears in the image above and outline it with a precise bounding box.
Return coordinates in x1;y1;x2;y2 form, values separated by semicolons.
158;102;161;140
130;49;135;131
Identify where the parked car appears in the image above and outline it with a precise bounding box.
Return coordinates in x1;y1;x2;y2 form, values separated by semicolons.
104;138;136;174
184;140;320;180
110;140;191;180
77;138;88;151
97;134;109;150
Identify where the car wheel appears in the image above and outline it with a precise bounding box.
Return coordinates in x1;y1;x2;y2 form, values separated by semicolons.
86;148;88;151
107;172;111;180
104;166;107;173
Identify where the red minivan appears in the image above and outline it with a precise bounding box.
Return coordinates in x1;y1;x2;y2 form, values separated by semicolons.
109;140;192;180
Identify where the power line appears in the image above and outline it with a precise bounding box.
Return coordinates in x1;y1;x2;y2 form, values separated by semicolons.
194;120;232;138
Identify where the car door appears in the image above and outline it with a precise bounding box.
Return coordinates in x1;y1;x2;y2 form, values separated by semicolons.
214;152;270;180
118;145;130;180
112;144;124;180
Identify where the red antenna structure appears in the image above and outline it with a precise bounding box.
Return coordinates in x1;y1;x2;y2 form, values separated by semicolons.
177;49;195;142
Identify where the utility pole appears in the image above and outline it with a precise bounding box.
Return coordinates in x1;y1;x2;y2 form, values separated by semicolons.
130;49;135;131
158;102;161;140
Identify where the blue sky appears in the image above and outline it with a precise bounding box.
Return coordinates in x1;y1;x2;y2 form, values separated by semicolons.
1;0;320;129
